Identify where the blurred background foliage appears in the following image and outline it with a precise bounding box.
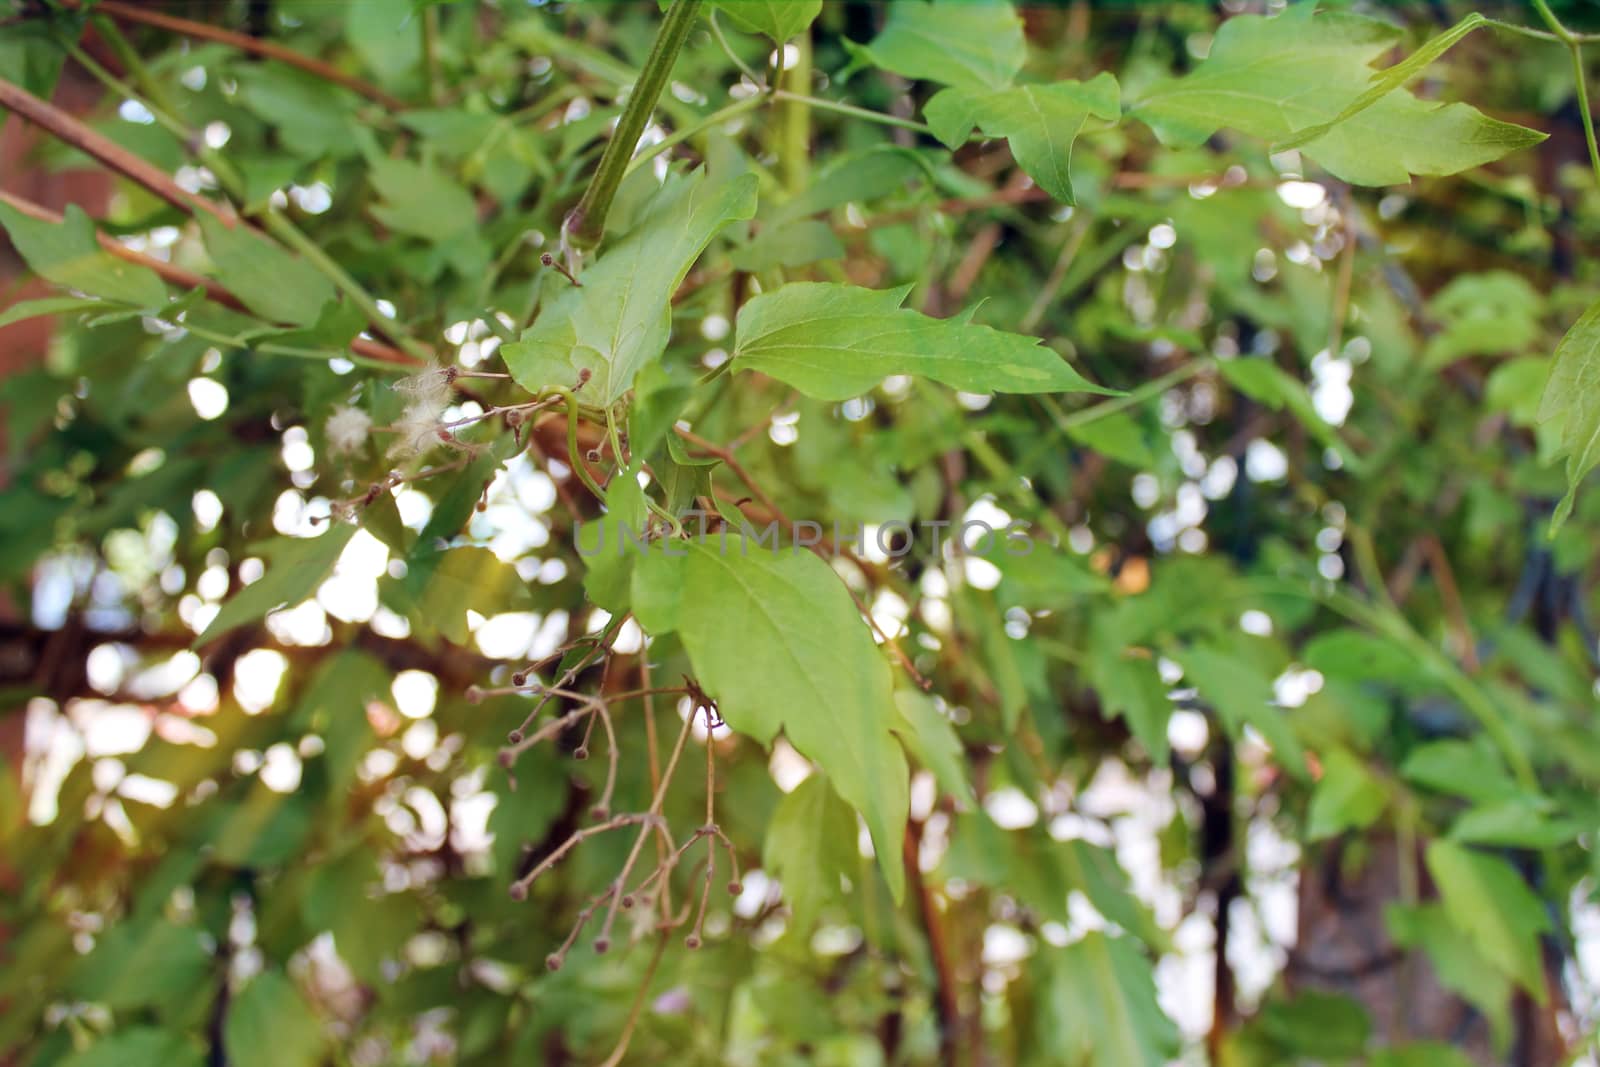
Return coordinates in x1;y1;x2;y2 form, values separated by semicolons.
0;0;1598;1065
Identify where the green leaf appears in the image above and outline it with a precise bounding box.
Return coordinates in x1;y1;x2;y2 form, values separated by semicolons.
711;0;822;44
732;283;1109;401
290;651;387;792
1089;643;1171;765
762;775;859;931
892;689;974;803
345;0;422;90
1421;271;1542;368
504;163;757;403
631;539;686;635
196;525;357;646
1370;1042;1480;1067
1036;934;1178;1067
302;850;415;982
59;1028;205;1067
1175;644;1306;778
1066;411;1157;469
1305;747;1384;841
0;295;118;330
367;154;478;242
1400;738;1520;804
1424;840;1551;999
224;970;325;1067
850;0;1025;92
1129;5;1544;186
70;921;211;1011
399;545;534;645
0;202;167;309
677;536;909;901
1387;902;1513;1049
198;215;335;327
1449;795;1582;849
1538;295;1600;531
580;473;648;615
1258;990;1371;1059
925;74;1120;204
1218;357;1357;470
1275;13;1489;152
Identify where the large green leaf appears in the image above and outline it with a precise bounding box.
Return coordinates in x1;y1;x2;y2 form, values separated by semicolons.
198;214;335;327
1538;295;1600;531
504;163;756;403
732;283;1108;400
850;0;1024;92
0;202;167;309
1129;5;1544;185
1036;934;1179;1067
1424;840;1551;999
926;74;1120;204
712;0;821;43
677;536;908;901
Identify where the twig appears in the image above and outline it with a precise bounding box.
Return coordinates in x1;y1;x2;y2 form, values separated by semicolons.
0;190;419;368
594;933;672;1067
1418;534;1479;671
0;73;229;222
83;0;406;110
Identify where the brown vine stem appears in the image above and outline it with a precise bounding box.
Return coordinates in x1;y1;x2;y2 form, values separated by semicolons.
592;704;700;950
0;73;230;222
0;190;420;368
73;0;407;110
595;933;671;1067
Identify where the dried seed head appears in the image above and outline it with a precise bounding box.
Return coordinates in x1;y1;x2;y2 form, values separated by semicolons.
727;881;743;896
540;252;555;267
573;746;589;761
506;729;524;745
511;671;527;686
620;894;635;909
593;937;610;954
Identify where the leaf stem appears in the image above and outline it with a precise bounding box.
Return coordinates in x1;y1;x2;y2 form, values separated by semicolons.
1532;0;1600;185
567;0;705;251
771;89;934;135
1043;359;1207;433
623;92;765;178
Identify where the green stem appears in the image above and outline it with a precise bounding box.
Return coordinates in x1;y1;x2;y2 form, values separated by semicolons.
175;321;405;372
1532;0;1600;185
538;386;607;498
1042;359;1206;433
422;3;443;106
623;92;764;178
567;0;705;251
260;211;432;361
771;89;933;135
781;35;811;193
